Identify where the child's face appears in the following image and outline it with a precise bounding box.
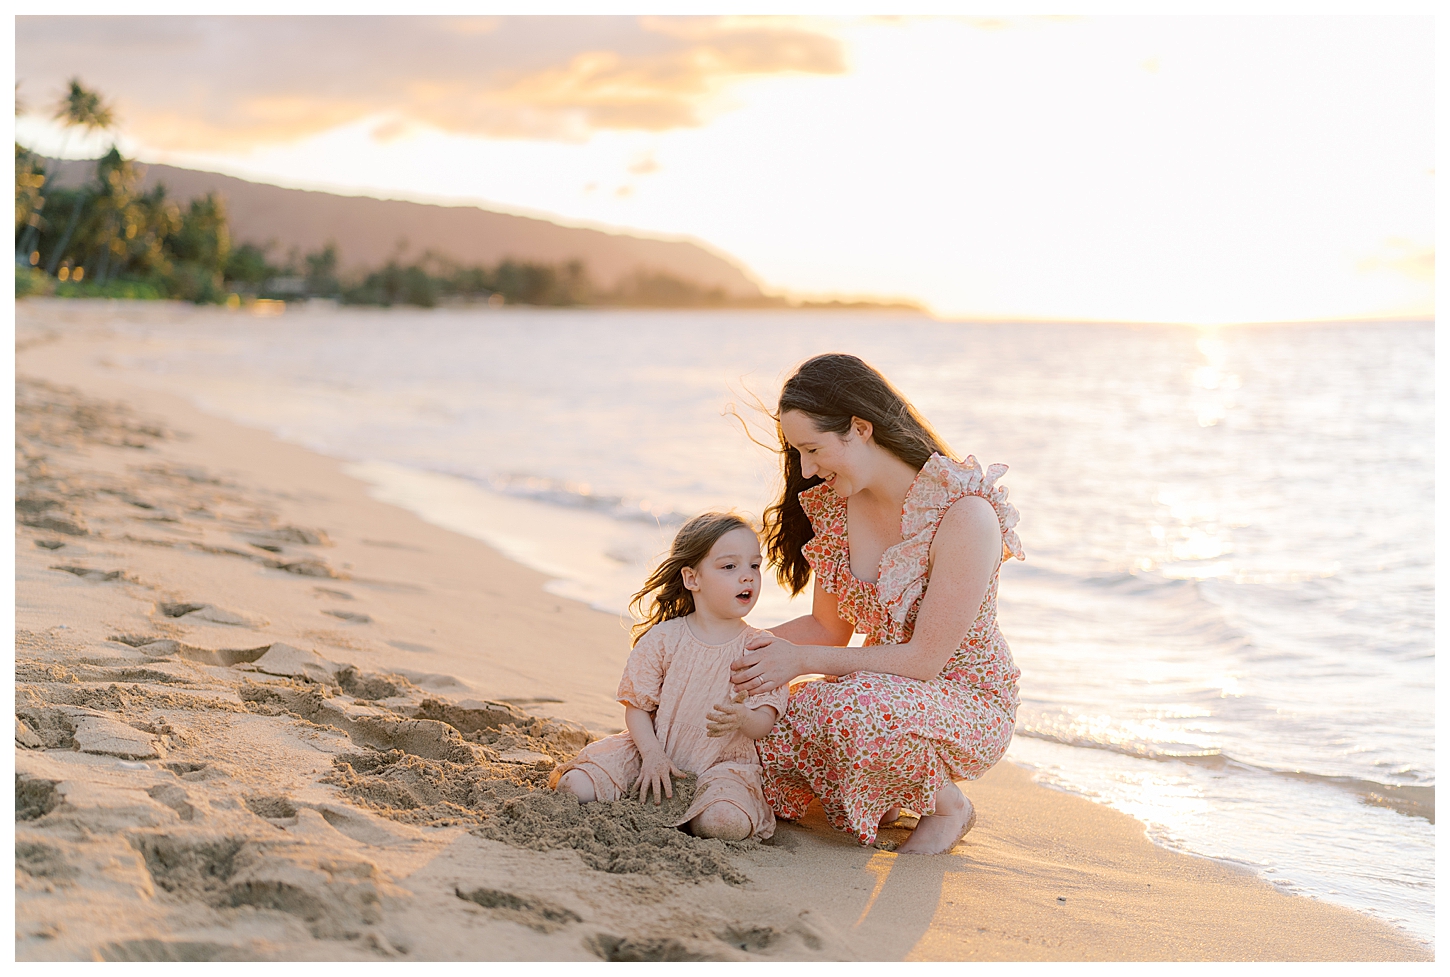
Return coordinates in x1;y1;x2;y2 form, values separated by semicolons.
683;527;762;621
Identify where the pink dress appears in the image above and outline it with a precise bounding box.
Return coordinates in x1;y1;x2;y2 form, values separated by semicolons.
756;453;1025;845
557;617;790;841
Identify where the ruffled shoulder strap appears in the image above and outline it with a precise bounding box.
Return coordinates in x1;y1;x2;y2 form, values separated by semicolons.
903;454;1024;558
798;482;849;596
877;453;1024;622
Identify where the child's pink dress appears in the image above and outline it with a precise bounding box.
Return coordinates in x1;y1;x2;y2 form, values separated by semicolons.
557;616;789;841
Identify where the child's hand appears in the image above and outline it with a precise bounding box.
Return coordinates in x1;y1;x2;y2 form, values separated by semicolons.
706;692;749;738
637;747;684;805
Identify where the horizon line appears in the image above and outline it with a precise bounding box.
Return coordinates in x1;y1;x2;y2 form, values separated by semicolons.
915;312;1436;328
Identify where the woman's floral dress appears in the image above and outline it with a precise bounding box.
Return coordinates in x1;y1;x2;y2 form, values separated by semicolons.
755;453;1025;845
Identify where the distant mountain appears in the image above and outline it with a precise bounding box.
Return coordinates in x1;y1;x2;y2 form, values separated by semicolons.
48;160;765;298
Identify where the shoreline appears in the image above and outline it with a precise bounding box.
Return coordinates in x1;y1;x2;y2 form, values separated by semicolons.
15;294;1432;326
13;307;1432;961
17;283;926;315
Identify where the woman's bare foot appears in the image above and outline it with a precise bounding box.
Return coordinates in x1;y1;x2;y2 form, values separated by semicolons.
879;805;902;827
896;783;975;855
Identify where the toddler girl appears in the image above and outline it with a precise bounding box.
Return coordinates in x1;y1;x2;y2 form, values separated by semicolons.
553;511;787;841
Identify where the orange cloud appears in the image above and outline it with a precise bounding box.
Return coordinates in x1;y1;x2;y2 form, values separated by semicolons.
16;15;845;151
628;154;661;176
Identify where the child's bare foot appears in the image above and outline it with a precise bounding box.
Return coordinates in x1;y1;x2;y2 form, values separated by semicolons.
690;802;752;842
879;805;902;826
557;769;597;802
896;783;974;855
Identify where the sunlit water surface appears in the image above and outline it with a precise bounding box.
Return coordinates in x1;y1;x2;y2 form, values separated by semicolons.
75;304;1432;943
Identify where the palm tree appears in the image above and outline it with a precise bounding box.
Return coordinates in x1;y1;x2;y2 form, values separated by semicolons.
48;79;115;185
82;146;144;285
20;79;114;266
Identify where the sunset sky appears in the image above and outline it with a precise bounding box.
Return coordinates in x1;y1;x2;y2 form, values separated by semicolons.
14;14;1434;323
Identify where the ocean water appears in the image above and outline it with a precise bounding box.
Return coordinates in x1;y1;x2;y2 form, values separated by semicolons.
71;303;1433;942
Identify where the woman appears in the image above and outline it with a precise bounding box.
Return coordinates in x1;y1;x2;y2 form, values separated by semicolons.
730;353;1024;854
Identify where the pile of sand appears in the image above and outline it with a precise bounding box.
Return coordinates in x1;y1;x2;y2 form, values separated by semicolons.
475;777;751;884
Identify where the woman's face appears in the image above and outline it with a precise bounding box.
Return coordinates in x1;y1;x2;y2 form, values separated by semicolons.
780;410;868;498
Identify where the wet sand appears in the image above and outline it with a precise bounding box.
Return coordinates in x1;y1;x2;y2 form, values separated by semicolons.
13;300;1433;961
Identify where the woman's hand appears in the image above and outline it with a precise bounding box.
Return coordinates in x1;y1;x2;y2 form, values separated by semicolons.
636;747;684;805
731;632;805;695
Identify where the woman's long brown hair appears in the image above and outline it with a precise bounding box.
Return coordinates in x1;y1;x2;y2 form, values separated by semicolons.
629;511;756;646
763;353;954;596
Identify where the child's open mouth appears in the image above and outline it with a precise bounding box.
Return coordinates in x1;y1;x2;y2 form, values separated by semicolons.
735;589;754;603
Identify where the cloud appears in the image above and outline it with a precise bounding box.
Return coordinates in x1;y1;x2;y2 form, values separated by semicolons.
15;15;845;152
628;153;660;175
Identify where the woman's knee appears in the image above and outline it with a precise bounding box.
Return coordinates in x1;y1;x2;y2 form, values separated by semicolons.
556;769;597;803
690;803;752;842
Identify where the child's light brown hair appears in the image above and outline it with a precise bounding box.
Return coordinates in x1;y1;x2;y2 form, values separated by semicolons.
629;511;757;646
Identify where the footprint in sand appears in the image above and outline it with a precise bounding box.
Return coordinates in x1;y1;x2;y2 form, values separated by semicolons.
156;602;268;628
322;609;372;624
109;633;165;648
107;632;273;667
586;923;815;961
455;887;582;934
97;940;243;962
585;934;727;962
16;776;62;820
16;841;77;882
51;565;135;583
719;924;801;953
361;539;424;552
21;512;89;536
248;526;331;547
163;761;215;781
130;832;400;941
237;643;348;684
147;784;198;822
389;668;471;692
244;795;299;823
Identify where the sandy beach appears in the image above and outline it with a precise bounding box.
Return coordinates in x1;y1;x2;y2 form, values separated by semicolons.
13;301;1433;962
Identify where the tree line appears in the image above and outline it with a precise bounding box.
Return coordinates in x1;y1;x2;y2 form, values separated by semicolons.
17;79;920;312
13;80;748;308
